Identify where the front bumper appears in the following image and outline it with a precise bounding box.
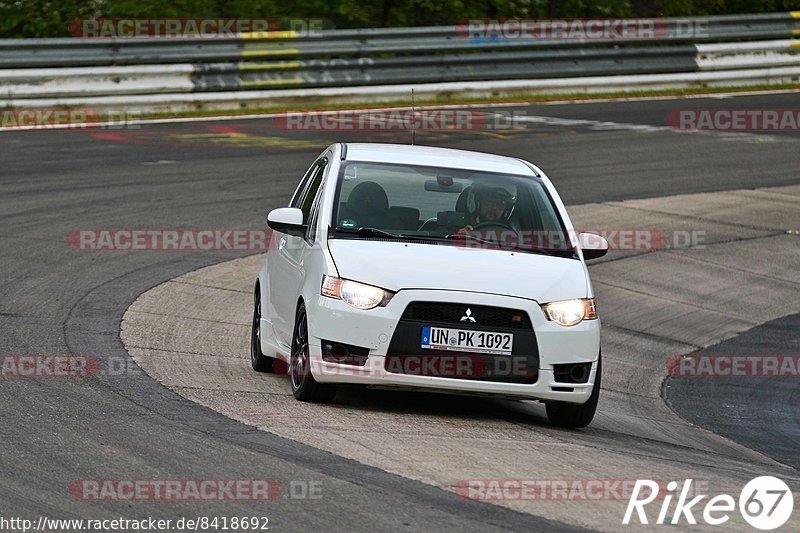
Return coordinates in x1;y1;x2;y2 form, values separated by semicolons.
306;289;600;403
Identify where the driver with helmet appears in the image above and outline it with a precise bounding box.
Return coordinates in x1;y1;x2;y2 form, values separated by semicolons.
458;185;516;233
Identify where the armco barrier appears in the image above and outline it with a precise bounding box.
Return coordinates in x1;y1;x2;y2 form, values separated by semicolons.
0;12;799;111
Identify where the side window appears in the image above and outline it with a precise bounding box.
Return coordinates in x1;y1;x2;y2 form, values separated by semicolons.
304;159;329;243
290;161;318;208
301;159;327;223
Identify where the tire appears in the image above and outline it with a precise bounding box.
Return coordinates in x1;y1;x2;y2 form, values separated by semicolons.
546;355;601;429
250;285;276;373
290;303;337;402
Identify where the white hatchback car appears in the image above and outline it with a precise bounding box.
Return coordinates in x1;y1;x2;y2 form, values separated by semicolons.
253;143;608;427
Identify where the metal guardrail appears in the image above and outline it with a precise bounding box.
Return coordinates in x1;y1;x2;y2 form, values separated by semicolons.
0;13;798;67
0;12;798;109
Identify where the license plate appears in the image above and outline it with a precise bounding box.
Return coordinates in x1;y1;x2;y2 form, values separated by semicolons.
421;326;513;355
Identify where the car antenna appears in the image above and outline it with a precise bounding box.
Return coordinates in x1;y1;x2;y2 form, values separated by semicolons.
411;88;416;145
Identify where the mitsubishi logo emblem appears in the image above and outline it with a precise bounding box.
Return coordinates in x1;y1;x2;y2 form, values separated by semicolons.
460;308;476;322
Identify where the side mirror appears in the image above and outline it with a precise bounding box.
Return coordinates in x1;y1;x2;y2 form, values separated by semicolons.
267;207;307;238
578;232;608;260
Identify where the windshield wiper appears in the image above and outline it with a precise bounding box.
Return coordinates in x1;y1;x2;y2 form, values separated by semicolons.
334;226;406;239
443;232;498;247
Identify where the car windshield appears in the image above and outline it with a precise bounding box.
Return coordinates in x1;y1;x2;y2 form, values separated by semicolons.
331;161;576;257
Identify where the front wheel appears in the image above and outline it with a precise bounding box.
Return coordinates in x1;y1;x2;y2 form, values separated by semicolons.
290;303;337;402
546;356;601;429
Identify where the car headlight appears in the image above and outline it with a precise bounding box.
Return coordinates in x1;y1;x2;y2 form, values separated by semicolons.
541;298;597;327
321;276;392;310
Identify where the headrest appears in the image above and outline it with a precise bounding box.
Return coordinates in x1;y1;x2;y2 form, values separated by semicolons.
346;181;389;214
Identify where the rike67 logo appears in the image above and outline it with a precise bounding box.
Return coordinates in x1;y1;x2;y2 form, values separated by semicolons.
624;477;794;530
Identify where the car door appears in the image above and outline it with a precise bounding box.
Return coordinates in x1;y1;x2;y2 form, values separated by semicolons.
269;157;328;347
267;160;317;347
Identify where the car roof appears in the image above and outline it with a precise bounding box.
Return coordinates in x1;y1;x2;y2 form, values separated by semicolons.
342;143;537;176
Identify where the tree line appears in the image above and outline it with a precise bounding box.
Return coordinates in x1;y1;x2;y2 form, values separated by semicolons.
1;0;797;38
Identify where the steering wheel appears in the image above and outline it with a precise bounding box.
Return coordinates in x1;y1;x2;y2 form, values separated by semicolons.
473;220;516;231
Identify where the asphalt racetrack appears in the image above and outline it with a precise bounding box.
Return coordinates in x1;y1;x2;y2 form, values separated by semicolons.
1;92;799;531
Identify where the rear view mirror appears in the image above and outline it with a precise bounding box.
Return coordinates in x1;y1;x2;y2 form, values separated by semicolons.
425;179;463;193
267;207;307;238
578;232;608;260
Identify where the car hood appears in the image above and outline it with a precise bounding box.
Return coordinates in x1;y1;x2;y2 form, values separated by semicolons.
328;239;588;303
